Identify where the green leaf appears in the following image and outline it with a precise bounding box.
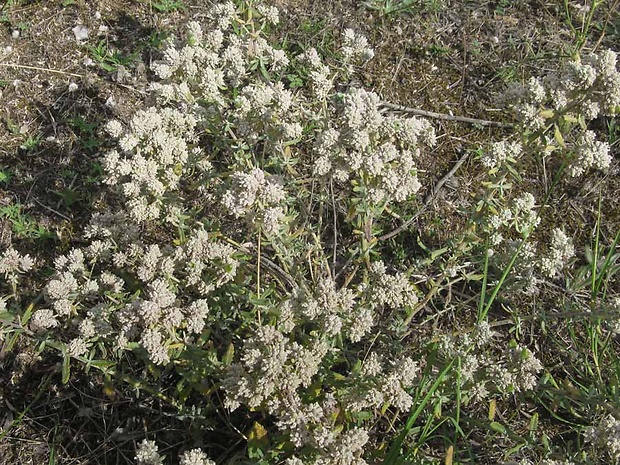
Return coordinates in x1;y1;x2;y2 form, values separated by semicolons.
490;421;506;434
55;188;79;207
540;109;555;119
222;342;235;365
554;124;566;148
286;74;304;88
62;351;71;384
86;359;116;370
3;332;20;354
529;412;539;433
430;246;449;261
21;303;35;325
101;62;117;72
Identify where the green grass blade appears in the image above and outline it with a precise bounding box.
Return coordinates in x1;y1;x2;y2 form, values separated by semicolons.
479;239;526;322
383;358;455;465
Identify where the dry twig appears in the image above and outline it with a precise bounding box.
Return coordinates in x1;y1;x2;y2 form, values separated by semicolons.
380;101;512;128
0;63;83;78
379;150;471;241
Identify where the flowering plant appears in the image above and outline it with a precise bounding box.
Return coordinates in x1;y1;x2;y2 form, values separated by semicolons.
1;1;619;464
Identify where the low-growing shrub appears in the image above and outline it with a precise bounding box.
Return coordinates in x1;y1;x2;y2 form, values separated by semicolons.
1;1;619;464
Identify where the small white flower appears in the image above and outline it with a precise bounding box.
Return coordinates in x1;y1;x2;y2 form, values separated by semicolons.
135;439;163;465
67;338;88;357
72;25;89;42
105;96;117;108
179;449;215;465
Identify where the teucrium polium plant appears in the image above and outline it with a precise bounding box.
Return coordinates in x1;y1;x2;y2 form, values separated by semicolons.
2;0;620;463
24;2;433;462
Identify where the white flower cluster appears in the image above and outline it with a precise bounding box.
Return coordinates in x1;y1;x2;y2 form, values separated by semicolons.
313;427;369;465
33;225;236;365
135;440;163;465
223;324;328;411
278;277;371;342
503;50;619;177
102;3;297;225
103;107;198;223
585;414;620;461
219;269;420;462
222;321;379;465
503;345;544;392
101;1;387;240
150;10;291;112
30;308;59;332
221;168;287;236
480;140;522;171
0;247;34;290
365;261;419;310
511;192;541;236
313;88;435;204
567;129;612;177
340;28;375;75
135;440;215;465
506;50;620;128
345;353;419;411
487;192;540;242
539;228;575;278
233;81;302;145
278;265;417;343
180;448;216;465
440;329;543;401
300;48;334;100
482;189;549;296
283;427;370;465
256;4;279;25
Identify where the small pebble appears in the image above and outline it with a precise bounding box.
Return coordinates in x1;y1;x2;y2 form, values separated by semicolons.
11;30;19;39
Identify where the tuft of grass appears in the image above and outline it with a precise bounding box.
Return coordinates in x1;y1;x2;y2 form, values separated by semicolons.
86;39;138;72
383;354;455;465
151;0;185;13
66;116;101;154
0;169;11;183
0;203;54;240
562;0;603;53
363;0;443;17
19;135;42;152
